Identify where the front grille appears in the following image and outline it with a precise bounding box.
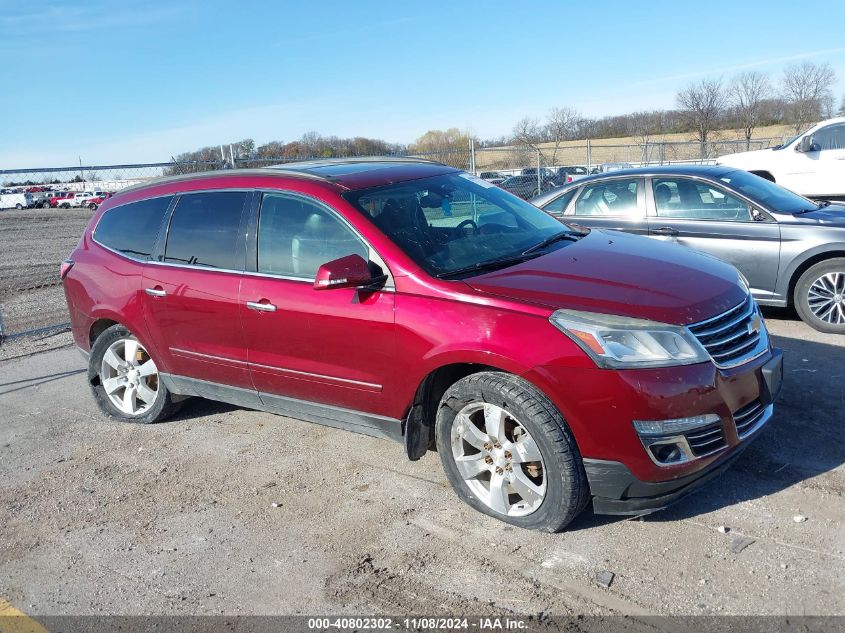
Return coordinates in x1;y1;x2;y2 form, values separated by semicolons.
688;296;766;368
733;399;768;438
684;423;728;457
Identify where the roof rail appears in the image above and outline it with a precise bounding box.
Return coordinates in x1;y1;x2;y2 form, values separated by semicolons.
266;156;443;170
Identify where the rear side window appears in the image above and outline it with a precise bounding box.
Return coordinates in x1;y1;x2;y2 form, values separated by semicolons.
575;179;640;216
164;191;248;270
94;196;173;260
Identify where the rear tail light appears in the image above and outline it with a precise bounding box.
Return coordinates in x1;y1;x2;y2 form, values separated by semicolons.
60;259;74;280
567;176;573;183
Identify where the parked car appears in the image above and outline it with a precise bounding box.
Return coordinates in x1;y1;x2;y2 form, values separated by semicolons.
0;191;35;209
532;165;845;333
590;162;633;175
555;165;589;184
62;158;782;531
498;174;556;199
86;192;113;210
49;192;72;208
716;117;845;200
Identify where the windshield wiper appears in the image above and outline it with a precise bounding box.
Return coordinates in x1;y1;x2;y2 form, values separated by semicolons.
818;200;832;207
436;253;541;279
794;201;831;215
521;230;581;255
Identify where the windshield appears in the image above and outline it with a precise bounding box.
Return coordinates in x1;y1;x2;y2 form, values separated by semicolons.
344;172;574;277
719;170;816;213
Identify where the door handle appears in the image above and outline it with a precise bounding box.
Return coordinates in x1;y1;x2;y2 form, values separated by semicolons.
653;226;679;237
246;300;277;312
145;287;166;297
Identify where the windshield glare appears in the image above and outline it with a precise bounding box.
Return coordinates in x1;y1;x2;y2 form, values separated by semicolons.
345;172;570;277
719;170;814;213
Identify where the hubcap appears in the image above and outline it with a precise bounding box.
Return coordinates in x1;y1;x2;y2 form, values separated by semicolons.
100;338;159;415
450;402;546;517
808;272;845;325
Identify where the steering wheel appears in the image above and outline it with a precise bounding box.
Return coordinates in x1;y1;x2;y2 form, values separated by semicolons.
455;219;479;236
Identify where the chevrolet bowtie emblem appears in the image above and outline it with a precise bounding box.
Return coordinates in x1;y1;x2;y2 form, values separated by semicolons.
748;313;762;335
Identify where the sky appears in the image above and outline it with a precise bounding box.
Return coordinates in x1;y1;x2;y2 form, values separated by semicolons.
1;0;845;168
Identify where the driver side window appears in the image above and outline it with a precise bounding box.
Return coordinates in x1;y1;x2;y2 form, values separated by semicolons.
257;193;367;279
811;123;845;151
653;178;751;222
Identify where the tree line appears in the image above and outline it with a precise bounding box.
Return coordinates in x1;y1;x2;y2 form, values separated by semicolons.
165;60;842;172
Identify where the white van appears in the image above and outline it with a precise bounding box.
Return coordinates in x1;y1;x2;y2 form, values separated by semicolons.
0;191;34;209
716;117;845;199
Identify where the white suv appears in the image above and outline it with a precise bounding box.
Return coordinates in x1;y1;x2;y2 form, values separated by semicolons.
716;117;845;199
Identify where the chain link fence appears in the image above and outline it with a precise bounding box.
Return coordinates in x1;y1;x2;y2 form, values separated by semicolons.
0;137;780;346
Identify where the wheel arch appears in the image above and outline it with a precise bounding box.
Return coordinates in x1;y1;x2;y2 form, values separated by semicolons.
786;249;845;305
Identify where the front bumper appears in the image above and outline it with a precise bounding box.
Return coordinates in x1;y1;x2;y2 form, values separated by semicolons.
585;405;771;514
526;343;783;514
583;350;782;515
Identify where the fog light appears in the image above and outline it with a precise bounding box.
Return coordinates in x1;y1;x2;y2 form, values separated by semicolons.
633;414;721;466
633;414;720;436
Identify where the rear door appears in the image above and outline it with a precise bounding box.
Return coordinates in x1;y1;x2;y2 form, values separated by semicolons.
141;190;253;389
562;177;648;234
646;176;781;295
240;191;397;418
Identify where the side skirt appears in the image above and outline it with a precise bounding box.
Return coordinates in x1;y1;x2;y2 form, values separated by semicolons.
159;373;404;443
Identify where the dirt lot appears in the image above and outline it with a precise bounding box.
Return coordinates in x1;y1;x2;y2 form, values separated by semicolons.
0;310;843;625
0;206;90;341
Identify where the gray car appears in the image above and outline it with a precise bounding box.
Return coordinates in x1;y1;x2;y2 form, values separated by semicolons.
531;165;845;333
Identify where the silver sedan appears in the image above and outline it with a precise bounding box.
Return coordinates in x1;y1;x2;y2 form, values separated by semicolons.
531;165;845;333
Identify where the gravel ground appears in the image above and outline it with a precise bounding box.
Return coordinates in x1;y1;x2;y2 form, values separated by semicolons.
0;206;89;338
0;311;842;623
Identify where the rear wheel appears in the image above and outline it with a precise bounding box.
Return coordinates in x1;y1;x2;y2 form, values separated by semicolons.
89;325;182;423
435;372;589;532
42;201;50;208
15;203;22;210
794;258;845;333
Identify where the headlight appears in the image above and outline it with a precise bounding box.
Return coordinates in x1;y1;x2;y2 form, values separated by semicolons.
549;310;710;369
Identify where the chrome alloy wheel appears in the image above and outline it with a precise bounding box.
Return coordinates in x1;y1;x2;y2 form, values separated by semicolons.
808;272;845;324
100;338;159;415
450;402;546;517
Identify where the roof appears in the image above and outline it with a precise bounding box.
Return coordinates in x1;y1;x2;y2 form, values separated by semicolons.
577;164;738;183
109;158;459;200
265;156;458;189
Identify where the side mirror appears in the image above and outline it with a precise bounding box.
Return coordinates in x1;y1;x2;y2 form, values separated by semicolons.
798;136;819;153
313;254;374;291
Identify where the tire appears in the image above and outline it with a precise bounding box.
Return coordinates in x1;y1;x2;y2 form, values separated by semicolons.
435;371;589;532
15;203;22;210
88;324;183;424
60;203;69;209
794;258;845;334
42;201;50;208
89;203;97;210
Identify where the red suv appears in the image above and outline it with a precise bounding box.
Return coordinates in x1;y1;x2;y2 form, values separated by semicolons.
62;159;783;531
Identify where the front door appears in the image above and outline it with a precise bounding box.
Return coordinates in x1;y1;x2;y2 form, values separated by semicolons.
563;177;648;234
142;190;253;389
647;177;781;297
240;192;397;418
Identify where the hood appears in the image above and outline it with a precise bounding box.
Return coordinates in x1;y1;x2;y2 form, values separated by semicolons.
783;204;845;226
464;230;747;325
716;148;775;167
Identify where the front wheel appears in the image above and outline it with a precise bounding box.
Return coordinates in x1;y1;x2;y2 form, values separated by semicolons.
89;324;183;423
435;372;589;532
794;258;845;333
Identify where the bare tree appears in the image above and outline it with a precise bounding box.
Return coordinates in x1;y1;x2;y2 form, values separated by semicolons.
781;61;837;132
677;77;726;157
544;107;580;166
729;71;771;149
626;111;659;161
511;117;544;151
839;94;845;117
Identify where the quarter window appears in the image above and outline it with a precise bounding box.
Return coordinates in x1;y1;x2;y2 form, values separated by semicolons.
257;193;367;278
94;196;173;260
574;179;640;216
653;178;751;221
543;189;577;215
164;191;247;269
